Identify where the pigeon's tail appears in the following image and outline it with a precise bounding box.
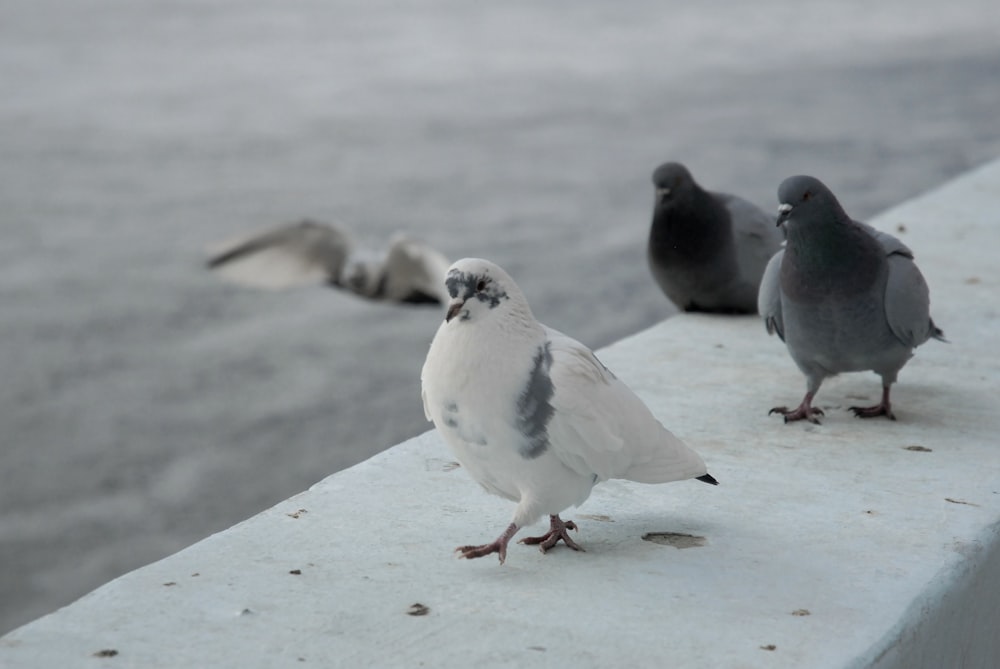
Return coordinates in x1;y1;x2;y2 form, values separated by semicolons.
930;321;948;343
696;473;719;486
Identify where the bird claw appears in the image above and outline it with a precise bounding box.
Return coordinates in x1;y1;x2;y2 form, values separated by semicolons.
518;517;585;554
769;405;824;424
455;541;507;564
455;522;518;564
849;404;896;420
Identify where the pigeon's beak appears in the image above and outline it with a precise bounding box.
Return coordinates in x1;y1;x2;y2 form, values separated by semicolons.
445;300;465;323
655;186;671;204
776;203;792;226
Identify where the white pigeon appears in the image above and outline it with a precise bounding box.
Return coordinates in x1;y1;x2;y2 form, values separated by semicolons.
206;219;450;305
421;258;718;564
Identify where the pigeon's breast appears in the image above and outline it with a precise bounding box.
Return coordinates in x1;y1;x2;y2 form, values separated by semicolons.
439;401;488;446
423;333;563;500
783;284;908;374
429;395;519;499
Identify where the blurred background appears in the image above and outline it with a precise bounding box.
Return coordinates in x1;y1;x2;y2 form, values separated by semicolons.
2;0;999;634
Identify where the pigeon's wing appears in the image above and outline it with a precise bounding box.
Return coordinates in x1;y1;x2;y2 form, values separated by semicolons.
855;222;936;347
420;385;433;422
757;248;785;340
857;221;913;257
206;220;352;290
543;328;708;484
883;253;936;348
723;193;784;287
376;235;450;304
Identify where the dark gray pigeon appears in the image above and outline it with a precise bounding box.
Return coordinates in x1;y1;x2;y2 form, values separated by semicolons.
647;162;784;314
758;175;945;423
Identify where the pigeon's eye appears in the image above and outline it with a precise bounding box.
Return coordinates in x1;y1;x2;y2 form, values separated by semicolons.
802;190;812;201
476;279;487;292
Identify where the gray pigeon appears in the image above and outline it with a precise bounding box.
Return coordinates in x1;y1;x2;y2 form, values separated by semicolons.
647;162;784;314
758;175;945;423
421;258;718;564
206;219;449;305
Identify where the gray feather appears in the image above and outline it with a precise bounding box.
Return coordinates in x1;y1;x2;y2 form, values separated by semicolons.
883;253;941;348
516;342;554;459
757;248;785;340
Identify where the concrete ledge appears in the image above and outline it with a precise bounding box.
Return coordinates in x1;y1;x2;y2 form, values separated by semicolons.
3;160;999;668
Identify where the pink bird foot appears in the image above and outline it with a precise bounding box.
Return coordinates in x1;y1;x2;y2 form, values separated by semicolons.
769;391;823;424
456;522;518;564
518;515;585;554
769;404;824;424
849;387;896;420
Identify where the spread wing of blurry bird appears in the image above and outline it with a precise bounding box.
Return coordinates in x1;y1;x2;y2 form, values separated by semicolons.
206;219;450;305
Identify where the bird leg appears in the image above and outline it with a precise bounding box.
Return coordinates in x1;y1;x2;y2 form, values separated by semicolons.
518;515;585;554
769;391;824;424
456;522;519;564
849;386;896;420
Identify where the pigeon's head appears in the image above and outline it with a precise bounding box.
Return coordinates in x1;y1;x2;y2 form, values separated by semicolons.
651;162;696;208
442;258;523;324
776;175;845;230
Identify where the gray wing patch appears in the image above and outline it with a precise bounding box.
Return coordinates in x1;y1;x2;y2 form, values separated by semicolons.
758;248;785;339
516;342;554;459
884;254;935;348
858;222;938;347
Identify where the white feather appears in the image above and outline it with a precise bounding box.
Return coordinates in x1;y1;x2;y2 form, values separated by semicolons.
543;327;707;485
206;220;352;290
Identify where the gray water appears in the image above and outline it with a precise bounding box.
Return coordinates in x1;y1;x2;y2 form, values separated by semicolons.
2;0;999;634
